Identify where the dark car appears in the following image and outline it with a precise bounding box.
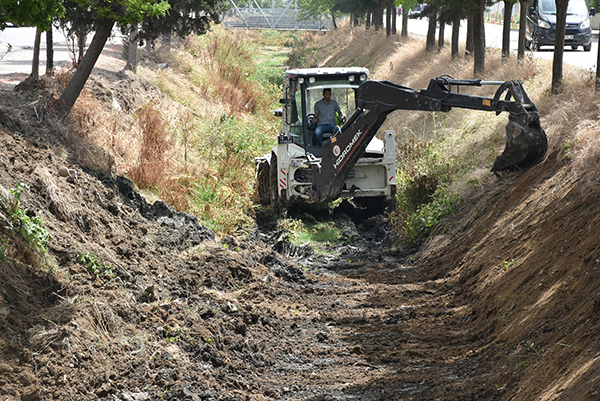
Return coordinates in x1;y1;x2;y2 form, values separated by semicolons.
526;0;596;51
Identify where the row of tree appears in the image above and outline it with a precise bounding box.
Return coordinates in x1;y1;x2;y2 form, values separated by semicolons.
409;0;600;94
0;0;229;118
1;0;597;118
300;0;600;94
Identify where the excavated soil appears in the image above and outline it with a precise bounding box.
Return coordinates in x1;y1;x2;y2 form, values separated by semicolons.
1;51;600;401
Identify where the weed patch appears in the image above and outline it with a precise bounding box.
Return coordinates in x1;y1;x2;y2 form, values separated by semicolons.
392;185;461;248
131;28;293;234
77;252;116;278
0;183;51;266
279;217;342;253
129;103;174;190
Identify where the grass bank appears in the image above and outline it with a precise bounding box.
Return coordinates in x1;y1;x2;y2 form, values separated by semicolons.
286;21;599;250
62;21;599;250
59;27;302;236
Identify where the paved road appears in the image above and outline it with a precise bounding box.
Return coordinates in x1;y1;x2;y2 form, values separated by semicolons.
406;17;598;71
0;26;123;88
0;19;597;82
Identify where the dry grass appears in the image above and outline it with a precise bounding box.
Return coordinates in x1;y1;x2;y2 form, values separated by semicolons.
129;103;174;189
48;21;598;237
33;167;74;222
180;28;266;115
45;71;126;174
294;21;410;71
536;70;600;179
127;103;202;212
132;28;281;232
45;70;199;214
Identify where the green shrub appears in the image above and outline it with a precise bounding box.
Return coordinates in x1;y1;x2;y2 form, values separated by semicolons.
77;252;116;278
0;183;50;266
392;186;461;248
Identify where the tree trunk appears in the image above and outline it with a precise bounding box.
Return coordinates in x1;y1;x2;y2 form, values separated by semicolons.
597;31;600;89
426;7;437;52
466;15;474;55
373;5;384;31
46;28;54;74
502;0;514;60
162;33;172;49
438;20;445;52
392;4;397;35
402;7;408;36
473;2;486;75
76;29;86;67
126;25;138;73
552;0;568;94
386;3;392;36
518;0;528;60
331;13;338;29
366;12;371;29
32;28;41;78
57;20;115;119
451;18;460;59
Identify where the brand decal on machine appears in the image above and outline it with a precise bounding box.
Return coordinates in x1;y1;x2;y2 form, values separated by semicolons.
333;145;341;157
333;130;363;170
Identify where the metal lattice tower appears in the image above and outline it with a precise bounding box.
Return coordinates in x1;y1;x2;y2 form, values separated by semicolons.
222;0;331;30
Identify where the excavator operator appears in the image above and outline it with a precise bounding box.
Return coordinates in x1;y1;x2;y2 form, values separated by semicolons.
311;88;344;147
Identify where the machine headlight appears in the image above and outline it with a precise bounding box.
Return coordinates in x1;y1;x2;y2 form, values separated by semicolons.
348;75;355;82
359;74;367;82
309;77;316;84
539;19;551;29
581;18;590;29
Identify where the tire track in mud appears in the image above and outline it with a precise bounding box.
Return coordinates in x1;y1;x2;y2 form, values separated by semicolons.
248;231;490;401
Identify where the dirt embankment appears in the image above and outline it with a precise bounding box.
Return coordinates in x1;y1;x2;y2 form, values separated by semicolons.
1;29;600;401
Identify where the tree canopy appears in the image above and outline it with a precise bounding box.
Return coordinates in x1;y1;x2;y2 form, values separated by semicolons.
0;0;65;30
139;0;229;40
56;0;171;117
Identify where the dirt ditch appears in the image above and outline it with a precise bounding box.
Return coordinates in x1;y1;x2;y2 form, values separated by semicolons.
0;99;486;400
1;59;600;401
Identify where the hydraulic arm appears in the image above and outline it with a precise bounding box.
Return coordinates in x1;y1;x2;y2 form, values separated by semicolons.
313;77;547;203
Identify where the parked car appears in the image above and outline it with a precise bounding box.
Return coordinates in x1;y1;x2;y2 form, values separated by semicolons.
526;0;596;51
409;4;425;16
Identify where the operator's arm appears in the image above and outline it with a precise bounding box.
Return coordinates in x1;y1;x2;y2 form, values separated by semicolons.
312;101;321;123
335;101;344;122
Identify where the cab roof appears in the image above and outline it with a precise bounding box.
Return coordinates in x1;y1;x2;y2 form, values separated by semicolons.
285;67;369;79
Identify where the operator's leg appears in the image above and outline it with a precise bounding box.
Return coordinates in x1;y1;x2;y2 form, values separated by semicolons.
314;125;325;147
315;124;335;147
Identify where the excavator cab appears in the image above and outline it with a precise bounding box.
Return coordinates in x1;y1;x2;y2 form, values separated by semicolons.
280;67;368;157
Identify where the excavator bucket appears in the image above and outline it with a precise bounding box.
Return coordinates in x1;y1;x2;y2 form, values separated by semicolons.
423;77;548;175
492;114;547;174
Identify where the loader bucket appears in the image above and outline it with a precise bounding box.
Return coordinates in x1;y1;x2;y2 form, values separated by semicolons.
492;114;547;174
